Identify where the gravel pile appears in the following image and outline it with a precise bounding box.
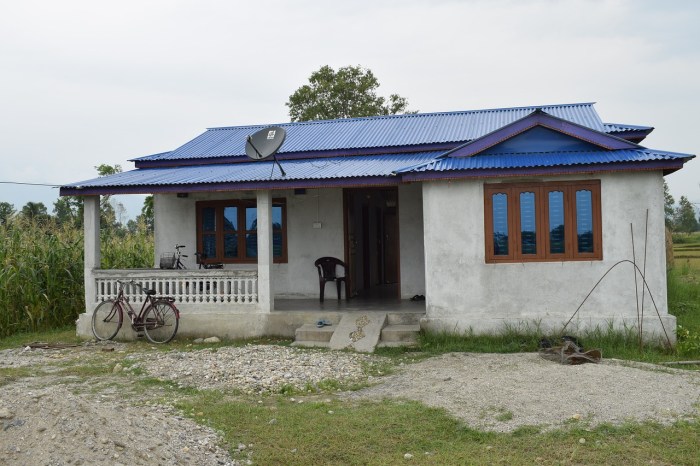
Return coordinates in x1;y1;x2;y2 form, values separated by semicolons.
0;377;238;465
129;345;387;394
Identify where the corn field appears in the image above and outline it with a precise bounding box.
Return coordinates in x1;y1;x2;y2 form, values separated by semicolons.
0;218;153;337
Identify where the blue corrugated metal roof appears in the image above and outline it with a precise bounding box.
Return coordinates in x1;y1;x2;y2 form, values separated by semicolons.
135;103;606;162
62;148;694;192
397;149;693;173
603;122;653;133
63;152;442;188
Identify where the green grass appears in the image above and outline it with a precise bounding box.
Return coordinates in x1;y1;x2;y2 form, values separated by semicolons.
178;393;700;465
0;366;36;387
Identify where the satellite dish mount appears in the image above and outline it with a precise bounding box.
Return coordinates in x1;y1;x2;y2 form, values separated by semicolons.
245;126;287;177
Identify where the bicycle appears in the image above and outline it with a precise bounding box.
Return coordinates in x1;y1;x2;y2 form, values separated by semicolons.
194;251;224;269
160;244;187;269
92;280;180;344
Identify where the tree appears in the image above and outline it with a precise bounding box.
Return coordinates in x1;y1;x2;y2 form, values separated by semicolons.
673;196;700;234
20;201;49;220
95;164;122;229
663;180;675;229
0;202;15;224
95;163;122;177
286;65;413;122
140;195;154;231
53;196;83;227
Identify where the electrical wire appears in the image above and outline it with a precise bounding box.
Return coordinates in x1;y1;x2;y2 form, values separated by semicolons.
0;181;60;187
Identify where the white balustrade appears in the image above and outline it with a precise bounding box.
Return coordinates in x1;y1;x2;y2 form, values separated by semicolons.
93;269;258;306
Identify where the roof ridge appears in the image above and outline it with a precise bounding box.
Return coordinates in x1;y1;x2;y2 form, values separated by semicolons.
206;102;598;131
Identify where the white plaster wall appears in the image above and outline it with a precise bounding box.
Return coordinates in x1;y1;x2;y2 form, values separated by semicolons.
421;171;674;341
399;183;426;298
274;188;345;298
154;194;198;268
154;189;345;298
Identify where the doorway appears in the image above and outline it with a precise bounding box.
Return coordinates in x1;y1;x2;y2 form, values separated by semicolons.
344;187;400;299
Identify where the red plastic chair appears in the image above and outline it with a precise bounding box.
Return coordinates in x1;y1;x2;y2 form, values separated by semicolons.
314;257;346;302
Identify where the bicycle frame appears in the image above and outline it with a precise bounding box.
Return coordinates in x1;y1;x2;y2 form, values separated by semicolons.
114;281;179;329
92;280;180;344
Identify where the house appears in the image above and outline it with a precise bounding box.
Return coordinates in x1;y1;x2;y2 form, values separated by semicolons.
60;103;694;346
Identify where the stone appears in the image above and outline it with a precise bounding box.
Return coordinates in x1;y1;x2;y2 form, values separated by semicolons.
404;453;414;460
579;438;586;444
0;408;13;419
203;337;220;344
193;338;204;343
112;364;123;374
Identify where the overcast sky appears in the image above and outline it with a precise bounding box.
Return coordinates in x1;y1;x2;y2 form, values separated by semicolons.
1;0;698;221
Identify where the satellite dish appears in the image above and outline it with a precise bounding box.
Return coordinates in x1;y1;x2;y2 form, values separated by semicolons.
245;126;287;177
245;126;286;160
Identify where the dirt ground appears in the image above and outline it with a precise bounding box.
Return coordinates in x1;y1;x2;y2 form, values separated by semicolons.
1;343;698;465
346;352;700;432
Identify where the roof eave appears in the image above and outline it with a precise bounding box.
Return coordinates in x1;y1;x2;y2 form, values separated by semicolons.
400;160;687;182
59;176;403;197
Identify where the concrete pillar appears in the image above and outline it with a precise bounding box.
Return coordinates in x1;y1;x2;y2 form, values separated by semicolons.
83;196;101;312
256;190;273;312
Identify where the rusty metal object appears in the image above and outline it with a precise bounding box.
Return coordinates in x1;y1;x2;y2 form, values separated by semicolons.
539;340;602;365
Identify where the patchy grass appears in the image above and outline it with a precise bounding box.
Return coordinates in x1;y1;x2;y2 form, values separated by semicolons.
413;322;694;366
0;326;83;350
178;393;700;465
0;366;36;387
122;335;293;353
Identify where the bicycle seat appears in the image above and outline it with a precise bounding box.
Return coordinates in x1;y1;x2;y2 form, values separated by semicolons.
144;288;156;296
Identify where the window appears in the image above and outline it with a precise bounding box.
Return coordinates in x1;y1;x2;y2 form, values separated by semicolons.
484;180;601;263
196;199;287;263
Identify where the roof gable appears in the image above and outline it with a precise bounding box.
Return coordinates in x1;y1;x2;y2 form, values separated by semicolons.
448;110;640;158
479;126;602;154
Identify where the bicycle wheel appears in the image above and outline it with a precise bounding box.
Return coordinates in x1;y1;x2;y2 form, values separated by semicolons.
143;300;179;344
92;299;123;341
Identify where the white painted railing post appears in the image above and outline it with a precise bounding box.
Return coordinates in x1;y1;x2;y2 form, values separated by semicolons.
257;190;273;313
83;196;101;312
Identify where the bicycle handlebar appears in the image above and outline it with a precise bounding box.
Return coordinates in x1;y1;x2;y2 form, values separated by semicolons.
116;280;152;292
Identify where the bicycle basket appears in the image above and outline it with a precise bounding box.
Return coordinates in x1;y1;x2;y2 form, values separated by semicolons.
159;252;176;269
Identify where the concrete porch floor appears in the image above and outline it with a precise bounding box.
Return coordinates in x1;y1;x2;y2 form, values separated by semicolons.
273;297;425;314
274;283;425;314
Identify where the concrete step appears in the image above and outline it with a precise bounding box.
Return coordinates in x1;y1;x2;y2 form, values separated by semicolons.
294;324;335;342
329;313;387;353
379;324;421;344
386;312;423;325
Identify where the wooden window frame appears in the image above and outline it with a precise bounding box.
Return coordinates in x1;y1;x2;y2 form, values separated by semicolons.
484;180;602;263
196;198;288;264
